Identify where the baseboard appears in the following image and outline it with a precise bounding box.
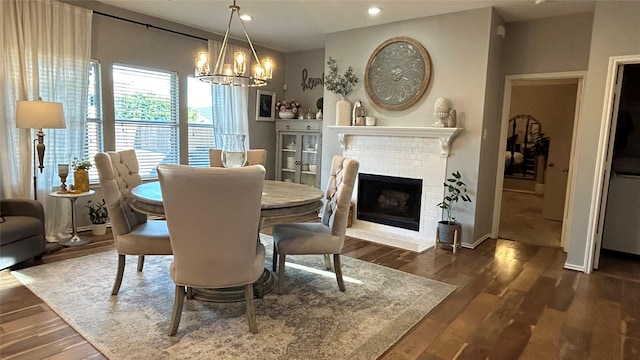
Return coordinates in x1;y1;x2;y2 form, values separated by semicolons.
563;261;586;273
462;233;492;249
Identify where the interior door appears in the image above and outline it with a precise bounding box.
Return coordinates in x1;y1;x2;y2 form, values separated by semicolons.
593;64;626;268
542;84;579;221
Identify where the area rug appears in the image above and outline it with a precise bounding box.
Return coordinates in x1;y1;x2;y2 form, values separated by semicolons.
11;234;455;360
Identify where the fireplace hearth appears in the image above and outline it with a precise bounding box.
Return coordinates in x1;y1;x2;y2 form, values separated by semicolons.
357;173;422;231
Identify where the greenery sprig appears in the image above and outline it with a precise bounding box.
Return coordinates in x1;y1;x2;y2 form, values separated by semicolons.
72;157;92;171
324;57;359;98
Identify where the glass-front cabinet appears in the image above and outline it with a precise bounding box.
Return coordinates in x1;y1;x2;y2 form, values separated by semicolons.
276;119;322;187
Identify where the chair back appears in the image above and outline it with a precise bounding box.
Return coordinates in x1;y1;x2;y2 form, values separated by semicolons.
95;150;146;238
321;156;359;242
209;149;267;167
157;164;266;287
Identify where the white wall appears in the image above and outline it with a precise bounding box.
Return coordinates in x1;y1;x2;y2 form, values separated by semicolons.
284;49;325;115
474;9;506;243
503;12;593;75
566;1;640;270
323;8;495;245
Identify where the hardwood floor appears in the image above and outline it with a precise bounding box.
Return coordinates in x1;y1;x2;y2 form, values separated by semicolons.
1;223;639;359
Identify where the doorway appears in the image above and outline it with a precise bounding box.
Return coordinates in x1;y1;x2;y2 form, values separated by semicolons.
492;72;585;250
591;57;640;270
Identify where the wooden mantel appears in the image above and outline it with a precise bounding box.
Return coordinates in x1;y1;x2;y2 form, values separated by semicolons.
327;126;463;156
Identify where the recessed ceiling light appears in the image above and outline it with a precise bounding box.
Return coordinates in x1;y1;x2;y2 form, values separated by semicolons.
240;14;252;21
368;6;381;16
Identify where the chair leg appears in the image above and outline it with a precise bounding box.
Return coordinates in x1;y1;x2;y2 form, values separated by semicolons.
323;254;333;270
244;284;258;334
137;255;145;271
111;254;126;295
186;287;193;300
278;254;286;295
334;254;346;292
168;285;186;336
256;272;264;299
272;242;278;272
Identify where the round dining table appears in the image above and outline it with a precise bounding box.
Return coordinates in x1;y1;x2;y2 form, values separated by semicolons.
128;179;324;302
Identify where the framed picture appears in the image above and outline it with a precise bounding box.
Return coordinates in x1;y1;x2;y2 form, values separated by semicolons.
256;90;276;121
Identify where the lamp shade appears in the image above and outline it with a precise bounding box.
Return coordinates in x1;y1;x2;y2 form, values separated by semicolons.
16;99;66;129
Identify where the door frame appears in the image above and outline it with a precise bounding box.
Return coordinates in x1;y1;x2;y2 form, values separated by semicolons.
491;71;586;250
587;54;640;271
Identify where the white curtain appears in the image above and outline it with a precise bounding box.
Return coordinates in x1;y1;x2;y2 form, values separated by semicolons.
207;40;250;148
1;0;92;240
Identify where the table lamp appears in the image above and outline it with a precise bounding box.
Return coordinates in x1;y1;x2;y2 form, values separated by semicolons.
16;97;66;200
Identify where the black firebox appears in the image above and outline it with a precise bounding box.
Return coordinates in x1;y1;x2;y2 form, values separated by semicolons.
357;173;422;231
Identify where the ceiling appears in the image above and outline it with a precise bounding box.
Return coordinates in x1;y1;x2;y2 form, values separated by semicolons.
94;0;597;53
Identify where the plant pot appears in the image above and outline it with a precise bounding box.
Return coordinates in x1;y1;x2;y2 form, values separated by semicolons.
91;223;107;236
73;169;90;192
279;110;295;119
437;221;461;245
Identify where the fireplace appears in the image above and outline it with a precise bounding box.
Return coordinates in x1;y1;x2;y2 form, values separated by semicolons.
328;125;461;252
357;173;422;231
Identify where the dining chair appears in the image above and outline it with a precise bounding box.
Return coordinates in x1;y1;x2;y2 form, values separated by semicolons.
94;150;173;295
271;155;359;294
209;148;267;167
157;164;266;335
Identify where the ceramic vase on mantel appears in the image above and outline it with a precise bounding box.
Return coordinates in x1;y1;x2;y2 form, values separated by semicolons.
336;97;351;126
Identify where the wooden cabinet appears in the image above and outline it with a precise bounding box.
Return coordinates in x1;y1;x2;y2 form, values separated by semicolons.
276;119;322;187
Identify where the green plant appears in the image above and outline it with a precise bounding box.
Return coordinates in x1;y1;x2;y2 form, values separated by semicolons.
437;171;472;224
72;157;92;171
324;57;358;97
85;199;108;224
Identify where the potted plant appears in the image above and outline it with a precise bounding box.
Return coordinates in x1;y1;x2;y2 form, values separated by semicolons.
275;99;301;119
436;171;472;245
71;157;92;193
85;199;109;235
324;57;358;126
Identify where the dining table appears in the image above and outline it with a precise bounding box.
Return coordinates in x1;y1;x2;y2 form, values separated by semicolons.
128;179;324;302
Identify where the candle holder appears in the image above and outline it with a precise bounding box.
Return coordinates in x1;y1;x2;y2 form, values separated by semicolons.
57;163;69;194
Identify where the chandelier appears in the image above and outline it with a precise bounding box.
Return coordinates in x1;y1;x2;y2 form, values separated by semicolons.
195;0;272;87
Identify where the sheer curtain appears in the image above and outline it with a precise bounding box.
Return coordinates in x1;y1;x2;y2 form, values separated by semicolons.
207;40;251;148
1;0;92;240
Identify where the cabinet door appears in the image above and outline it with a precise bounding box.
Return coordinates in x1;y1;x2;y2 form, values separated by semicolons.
275;120;322;187
279;132;300;183
300;133;320;187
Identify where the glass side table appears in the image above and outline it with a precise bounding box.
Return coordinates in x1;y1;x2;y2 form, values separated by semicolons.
49;190;95;246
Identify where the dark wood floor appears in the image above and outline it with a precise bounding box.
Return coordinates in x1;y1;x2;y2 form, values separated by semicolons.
1;222;639;359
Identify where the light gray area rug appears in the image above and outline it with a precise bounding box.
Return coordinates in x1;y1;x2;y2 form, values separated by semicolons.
12;234;455;360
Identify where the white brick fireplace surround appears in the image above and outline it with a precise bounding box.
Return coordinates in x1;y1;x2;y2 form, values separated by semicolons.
328;126;461;252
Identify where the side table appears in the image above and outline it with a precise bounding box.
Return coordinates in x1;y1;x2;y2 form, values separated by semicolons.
49;190;95;246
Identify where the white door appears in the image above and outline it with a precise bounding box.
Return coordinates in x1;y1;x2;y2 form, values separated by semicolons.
542;87;577;221
593;64;626;268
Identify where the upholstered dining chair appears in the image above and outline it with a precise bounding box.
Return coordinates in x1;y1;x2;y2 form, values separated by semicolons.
157;164;266;336
271;155;359;294
209;148;267;167
94;150;173;295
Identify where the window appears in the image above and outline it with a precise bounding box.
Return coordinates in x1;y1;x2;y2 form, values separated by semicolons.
86;60;103;181
113;64;179;179
187;77;215;167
